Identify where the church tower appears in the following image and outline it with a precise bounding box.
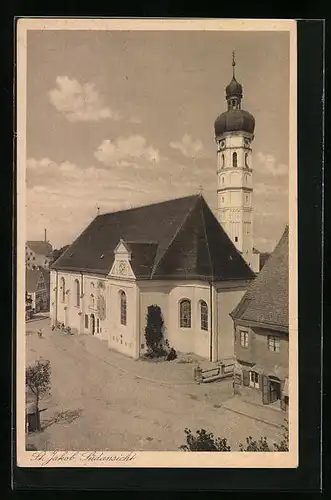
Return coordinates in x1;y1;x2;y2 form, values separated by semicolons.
214;53;259;273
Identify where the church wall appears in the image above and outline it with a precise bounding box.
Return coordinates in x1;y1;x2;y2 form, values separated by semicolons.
168;282;210;359
106;278;138;359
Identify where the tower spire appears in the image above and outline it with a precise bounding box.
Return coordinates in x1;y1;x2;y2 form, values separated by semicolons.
232;51;236;79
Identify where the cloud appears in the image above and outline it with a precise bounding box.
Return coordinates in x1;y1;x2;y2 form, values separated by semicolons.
254;182;288;197
256;152;288;177
170;133;203;158
48;76;121;122
94;135;160;166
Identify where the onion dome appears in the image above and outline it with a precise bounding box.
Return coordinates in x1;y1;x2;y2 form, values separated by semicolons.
226;77;243;99
214;51;255;137
214;109;255;136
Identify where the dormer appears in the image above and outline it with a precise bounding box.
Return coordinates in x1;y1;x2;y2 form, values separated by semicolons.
109;239;135;280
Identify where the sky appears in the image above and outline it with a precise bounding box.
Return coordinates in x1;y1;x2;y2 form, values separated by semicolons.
26;29;290;252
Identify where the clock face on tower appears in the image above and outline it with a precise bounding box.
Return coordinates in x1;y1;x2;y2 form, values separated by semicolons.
220;140;226;149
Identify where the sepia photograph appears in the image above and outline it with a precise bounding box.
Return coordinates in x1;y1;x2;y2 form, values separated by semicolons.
16;18;298;468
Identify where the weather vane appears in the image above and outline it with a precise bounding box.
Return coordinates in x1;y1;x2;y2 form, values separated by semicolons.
96;205;100;216
232;50;236;77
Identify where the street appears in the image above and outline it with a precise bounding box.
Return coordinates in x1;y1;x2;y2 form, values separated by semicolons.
26;318;286;451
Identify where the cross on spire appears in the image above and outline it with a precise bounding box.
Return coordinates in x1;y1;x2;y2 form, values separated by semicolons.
96;205;100;216
198;185;204;196
232;50;236;78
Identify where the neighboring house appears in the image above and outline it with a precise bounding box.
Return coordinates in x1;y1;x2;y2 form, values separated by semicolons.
230;226;289;411
50;195;255;362
26;240;53;270
26;268;50;313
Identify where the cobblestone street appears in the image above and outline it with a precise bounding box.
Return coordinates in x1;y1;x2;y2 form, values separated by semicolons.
26;318;286;452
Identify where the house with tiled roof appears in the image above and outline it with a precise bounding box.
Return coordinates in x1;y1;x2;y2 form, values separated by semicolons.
50;194;255;362
26;267;50;314
230;226;289;410
26;232;53;270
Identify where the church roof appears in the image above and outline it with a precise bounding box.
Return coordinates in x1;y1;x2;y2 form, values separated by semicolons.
230;226;289;331
51;195;255;282
26;240;53;257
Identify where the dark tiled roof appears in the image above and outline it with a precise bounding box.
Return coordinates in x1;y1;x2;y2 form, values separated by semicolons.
52;195;255;282
231;226;289;330
26;241;53;257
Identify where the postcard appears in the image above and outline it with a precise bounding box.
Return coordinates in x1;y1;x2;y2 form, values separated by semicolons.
16;18;298;468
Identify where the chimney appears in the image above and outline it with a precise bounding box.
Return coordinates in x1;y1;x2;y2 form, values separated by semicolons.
44;228;47;242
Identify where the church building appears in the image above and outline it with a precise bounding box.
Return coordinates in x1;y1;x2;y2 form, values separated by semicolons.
50;56;261;363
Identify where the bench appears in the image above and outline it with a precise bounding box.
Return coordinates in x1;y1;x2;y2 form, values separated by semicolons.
194;365;225;384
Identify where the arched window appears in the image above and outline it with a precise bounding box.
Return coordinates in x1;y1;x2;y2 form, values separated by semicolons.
120;291;127;325
90;282;95;291
179;299;191;328
90;294;95;309
75;279;80;307
222;176;225;185
232;152;238;168
200;300;208;331
245;153;249;168
60;277;65;303
221;154;225;168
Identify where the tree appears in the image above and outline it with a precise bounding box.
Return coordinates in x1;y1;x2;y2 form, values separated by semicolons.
49;245;69;266
144;305;165;358
180;428;231;452
26;359;51;430
180;421;289;452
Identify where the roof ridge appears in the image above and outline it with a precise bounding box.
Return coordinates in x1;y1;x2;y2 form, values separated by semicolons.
150;196;201;278
199;198;214;280
98;194;200;218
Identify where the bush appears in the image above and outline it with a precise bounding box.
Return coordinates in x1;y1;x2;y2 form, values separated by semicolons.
180;421;289;452
180;428;231;452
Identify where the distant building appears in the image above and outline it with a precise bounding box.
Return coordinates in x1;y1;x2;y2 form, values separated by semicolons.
230;226;289;411
26;267;50;313
50;195;255;362
26;236;53;270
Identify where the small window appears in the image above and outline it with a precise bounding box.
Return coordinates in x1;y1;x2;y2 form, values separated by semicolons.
246;195;249;203
90;294;95;309
32;256;35;261
222;154;225;168
268;335;280;352
235;236;238;242
249;371;259;388
97;318;100;333
180;299;191;328
200;301;208;331
232;152;238;168
85;314;88;329
221;196;224;203
222;176;225;184
240;330;249;348
245;153;249;168
120;291;127;326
